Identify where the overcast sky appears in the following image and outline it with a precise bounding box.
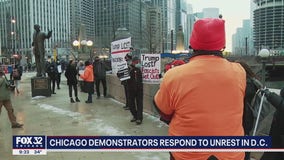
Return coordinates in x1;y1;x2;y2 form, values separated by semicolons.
188;0;251;52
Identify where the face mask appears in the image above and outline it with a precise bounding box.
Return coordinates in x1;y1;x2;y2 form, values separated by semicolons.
127;60;132;65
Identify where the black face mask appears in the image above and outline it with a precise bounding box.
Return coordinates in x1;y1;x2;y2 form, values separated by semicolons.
95;59;100;62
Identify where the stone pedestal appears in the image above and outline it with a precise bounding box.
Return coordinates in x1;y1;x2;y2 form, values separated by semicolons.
31;77;51;97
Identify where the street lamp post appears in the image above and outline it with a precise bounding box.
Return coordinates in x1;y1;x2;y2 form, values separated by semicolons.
72;40;80;60
73;40;93;61
86;40;93;60
11;18;16;55
258;49;270;86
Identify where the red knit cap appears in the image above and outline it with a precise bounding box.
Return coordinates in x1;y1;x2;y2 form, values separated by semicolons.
190;18;225;51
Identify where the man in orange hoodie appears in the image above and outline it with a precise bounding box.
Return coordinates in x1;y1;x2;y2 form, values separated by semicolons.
79;60;94;103
154;18;246;160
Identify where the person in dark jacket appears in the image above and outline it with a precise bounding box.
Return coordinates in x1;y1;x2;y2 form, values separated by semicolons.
260;88;284;160
10;64;23;95
56;57;62;89
127;56;143;125
46;58;58;94
93;56;107;98
237;61;261;160
65;59;80;103
118;54;132;110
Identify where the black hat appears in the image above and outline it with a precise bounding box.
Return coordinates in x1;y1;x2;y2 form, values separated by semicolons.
85;60;90;66
125;54;132;60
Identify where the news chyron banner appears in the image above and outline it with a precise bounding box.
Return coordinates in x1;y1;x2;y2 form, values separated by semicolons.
13;136;272;155
141;54;161;84
111;37;131;81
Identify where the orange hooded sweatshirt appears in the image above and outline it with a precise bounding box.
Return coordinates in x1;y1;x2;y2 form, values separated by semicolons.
154;55;246;160
80;65;94;82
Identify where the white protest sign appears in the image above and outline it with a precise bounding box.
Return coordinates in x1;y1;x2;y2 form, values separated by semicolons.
141;54;161;84
111;37;131;80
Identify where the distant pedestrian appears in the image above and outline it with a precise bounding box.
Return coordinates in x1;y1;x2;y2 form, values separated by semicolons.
56;57;62;89
93;56;107;98
46;58;58;94
10;64;23;96
0;68;23;128
79;61;94;103
127;56;143;125
65;59;80;103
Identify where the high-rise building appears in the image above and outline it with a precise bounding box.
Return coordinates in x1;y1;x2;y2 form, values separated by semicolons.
94;0;148;55
232;19;253;55
0;0;70;62
147;7;163;53
149;0;176;53
70;0;95;42
0;0;11;56
202;8;219;18
176;0;191;51
253;0;284;52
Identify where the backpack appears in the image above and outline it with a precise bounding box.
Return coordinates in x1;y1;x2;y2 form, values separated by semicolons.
12;68;20;78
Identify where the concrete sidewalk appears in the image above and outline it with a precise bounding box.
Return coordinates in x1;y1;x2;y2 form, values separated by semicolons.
0;72;169;160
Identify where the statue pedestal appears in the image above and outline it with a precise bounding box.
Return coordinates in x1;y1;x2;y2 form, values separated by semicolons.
31;77;51;97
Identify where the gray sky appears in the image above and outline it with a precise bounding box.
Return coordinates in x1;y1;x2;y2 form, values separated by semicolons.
188;0;251;52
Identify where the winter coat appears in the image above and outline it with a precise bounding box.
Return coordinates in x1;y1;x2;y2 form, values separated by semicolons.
0;77;11;100
243;77;259;134
127;65;143;92
65;64;78;85
80;65;94;82
154;55;246;160
46;61;58;80
260;91;284;160
93;61;106;80
265;92;284;135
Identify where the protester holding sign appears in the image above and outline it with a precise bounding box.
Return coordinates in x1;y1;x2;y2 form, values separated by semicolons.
127;56;143;125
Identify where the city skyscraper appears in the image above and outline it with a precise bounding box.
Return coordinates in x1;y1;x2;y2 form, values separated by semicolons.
232;19;253;55
94;0;148;55
202;8;219;18
70;0;95;42
0;0;11;56
176;0;191;51
149;0;176;53
147;6;163;53
253;0;284;53
0;0;70;62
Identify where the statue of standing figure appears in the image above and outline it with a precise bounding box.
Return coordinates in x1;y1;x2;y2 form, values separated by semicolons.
32;24;52;77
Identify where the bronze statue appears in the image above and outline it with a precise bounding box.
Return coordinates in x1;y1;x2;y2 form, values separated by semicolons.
32;24;52;77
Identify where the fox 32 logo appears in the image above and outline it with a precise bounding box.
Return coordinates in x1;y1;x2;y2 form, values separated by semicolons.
13;136;46;149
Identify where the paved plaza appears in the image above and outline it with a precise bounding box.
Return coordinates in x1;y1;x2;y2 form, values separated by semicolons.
0;72;169;160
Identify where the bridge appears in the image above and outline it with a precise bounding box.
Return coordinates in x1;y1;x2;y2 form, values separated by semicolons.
226;55;284;83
